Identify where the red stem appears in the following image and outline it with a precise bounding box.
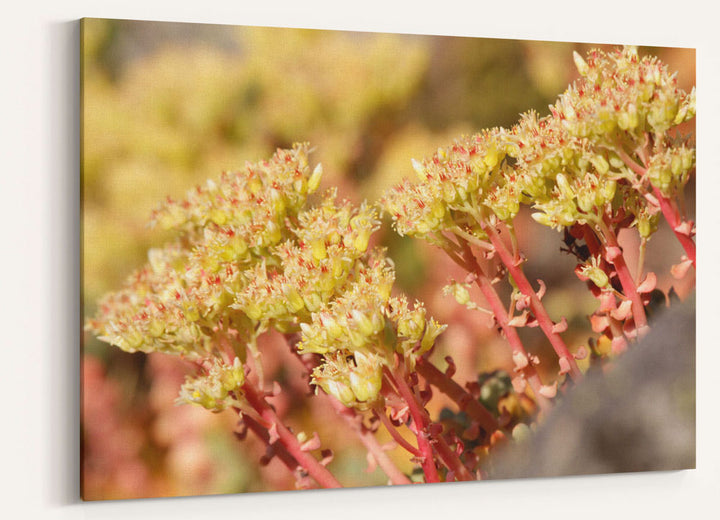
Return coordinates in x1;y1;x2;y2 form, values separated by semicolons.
374;407;422;457
599;221;649;334
616;145;696;267
653;187;696;266
481;226;582;381
242;380;343;489
432;433;475;481
240;413;300;473
415;358;498;434
459;240;551;408
387;364;441;483
327;397;411;485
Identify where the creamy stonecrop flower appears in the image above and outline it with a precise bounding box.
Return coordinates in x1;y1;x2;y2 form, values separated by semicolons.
381;46;695;290
383;46;694;239
87;144;447;412
178;357;246;412
84;45;695;488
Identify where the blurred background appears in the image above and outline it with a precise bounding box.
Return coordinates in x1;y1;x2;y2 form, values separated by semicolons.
81;18;695;499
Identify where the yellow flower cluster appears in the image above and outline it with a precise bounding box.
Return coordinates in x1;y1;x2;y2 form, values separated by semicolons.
381;129;509;239
85;242;215;359
231;193;381;330
177;357;245;412
87;144;446;411
299;250;446;408
382;46;695;241
87;145;319;361
561;47;695;138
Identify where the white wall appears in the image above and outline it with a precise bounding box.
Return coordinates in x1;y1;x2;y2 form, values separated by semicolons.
2;1;717;519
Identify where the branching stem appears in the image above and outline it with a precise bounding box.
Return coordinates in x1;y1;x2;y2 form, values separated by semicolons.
457;239;551;410
653;187;696;266
596;218;649;335
242;380;343;489
327;398;411;485
415;358;498;434
373;407;422;458
386;364;441;483
482;224;582;381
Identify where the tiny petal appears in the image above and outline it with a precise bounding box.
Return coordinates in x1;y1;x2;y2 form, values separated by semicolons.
552;317;568;333
299;432;322;452
508;311;529;327
671;257;694;279
610;299;633;321
573;346;589;360
673;221;694;237
590;314;610;333
539;383;558;399
307;163;323;193
559;357;571;375
511;375;527;393
513;350;529;371
535;279;547;300
573;51;589;76
636;272;657;294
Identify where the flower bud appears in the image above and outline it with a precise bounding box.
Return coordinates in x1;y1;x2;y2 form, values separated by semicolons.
531;211;552;227
308;163;323;193
311;239;328;261
283;285;305;313
353;229;371;253
556;173;574;199
590;155;609;176
322;379;355;407
573;51;589;76
451;283;471;306
351;309;376;338
348;352;383;403
583;265;609;288
148;319;165;338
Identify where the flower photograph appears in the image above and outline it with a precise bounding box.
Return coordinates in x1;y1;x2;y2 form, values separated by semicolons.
81;18;696;500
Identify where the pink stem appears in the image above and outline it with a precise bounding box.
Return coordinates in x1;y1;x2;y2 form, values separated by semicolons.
459;240;552;408
599;221;649;334
373;407;422;457
653;187;696;266
242;380;343;489
327;397;411;485
616;145;696;267
432;432;475;481
415;358;498;434
481;226;582;381
240;412;300;473
387;364;441;483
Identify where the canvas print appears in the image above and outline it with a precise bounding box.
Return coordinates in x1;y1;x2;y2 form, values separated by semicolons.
81;18;696;500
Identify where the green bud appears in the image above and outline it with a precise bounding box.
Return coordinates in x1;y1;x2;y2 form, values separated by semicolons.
323;379;355;407
591;155;610;176
307;163;323;193
353;229;371;253
148;319;165;338
531;211;552;227
311;239;328;261
352;309;377;338
584;266;609;288
451;284;470;306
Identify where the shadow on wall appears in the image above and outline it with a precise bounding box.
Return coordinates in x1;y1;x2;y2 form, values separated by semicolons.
489;299;696;478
